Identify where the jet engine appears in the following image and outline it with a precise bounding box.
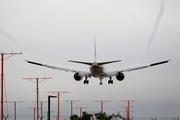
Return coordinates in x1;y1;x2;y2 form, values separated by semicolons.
116;72;124;81
74;73;83;81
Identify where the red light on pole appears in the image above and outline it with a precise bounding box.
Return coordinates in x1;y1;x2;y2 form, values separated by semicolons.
91;99;113;113
23;76;52;120
1;51;22;120
62;99;81;116
47;90;70;120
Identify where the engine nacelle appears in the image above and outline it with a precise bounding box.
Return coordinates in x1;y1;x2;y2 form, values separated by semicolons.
116;72;125;81
74;73;83;81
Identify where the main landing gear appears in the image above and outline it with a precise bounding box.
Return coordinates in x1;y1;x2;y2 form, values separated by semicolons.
99;77;113;85
84;77;89;84
84;77;113;85
108;77;113;84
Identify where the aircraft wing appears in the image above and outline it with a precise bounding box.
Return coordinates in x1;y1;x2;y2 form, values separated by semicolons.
105;60;170;77
119;60;170;72
25;60;80;73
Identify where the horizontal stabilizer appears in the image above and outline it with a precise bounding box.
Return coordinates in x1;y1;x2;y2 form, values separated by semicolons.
98;60;121;66
69;60;121;66
68;60;92;66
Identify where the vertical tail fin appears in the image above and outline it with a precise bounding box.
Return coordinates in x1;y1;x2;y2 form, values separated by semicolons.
94;35;97;61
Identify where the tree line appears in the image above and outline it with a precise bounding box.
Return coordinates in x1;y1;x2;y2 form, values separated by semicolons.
70;111;126;120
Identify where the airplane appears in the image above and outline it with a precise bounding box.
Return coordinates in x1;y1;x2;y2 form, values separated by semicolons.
25;38;170;85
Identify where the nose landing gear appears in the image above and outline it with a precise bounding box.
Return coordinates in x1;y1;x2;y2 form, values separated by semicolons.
108;77;113;84
99;79;103;85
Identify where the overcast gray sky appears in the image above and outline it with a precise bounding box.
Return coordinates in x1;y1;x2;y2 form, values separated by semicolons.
0;0;180;119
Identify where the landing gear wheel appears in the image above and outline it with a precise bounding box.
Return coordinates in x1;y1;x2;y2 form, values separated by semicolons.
99;79;103;85
108;77;113;84
83;77;89;84
84;80;89;84
108;80;113;84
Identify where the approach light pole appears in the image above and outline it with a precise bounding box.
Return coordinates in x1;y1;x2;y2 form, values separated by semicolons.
23;76;52;120
48;95;57;120
122;106;134;120
1;51;22;120
62;99;81;116
28;107;41;120
47;90;70;120
118;99;139;120
73;106;89;117
5;100;26;120
31;100;49;120
91;99;113;113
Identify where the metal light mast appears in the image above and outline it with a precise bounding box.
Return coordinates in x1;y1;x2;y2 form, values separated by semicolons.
43;111;53;120
1;51;22;120
28;107;41;120
73;106;89;117
23;76;52;120
48;95;57;120
62;99;81;116
91;99;113;113
47;90;70;120
118;99;139;120
5;100;25;120
121;106;134;120
31;100;49;120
